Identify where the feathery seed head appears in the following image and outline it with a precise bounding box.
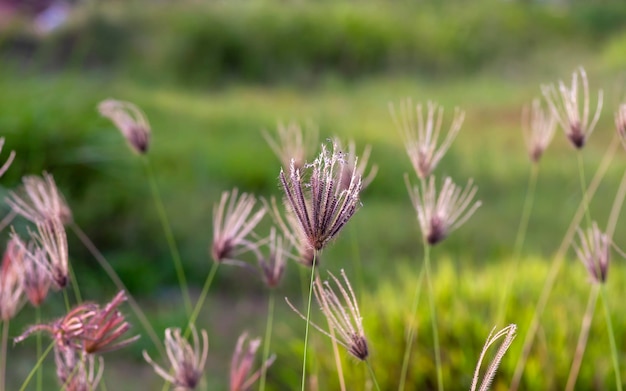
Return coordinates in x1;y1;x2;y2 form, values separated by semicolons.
257;227;289;288
279;142;362;254
407;176;481;246
287;270;368;361
390;99;464;179
470;324;517;391
6;172;72;225
522;99;557;163
263;120;319;171
0;238;25;321
143;325;209;390
0;137;15;178
334;138;378;191
27;219;69;289
98;99;151;154
541;67;603;149
230;332;275;391
574;222;610;284
54;344;104;391
10;233;52;307
211;189;266;264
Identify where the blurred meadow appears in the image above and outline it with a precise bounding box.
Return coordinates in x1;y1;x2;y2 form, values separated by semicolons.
3;0;626;390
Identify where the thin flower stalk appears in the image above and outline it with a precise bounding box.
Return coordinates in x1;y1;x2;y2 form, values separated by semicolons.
522;98;556;163
262;120;319;171
143;326;209;391
230;333;275;391
390;99;464;179
279;141;362;254
212;189;266;265
98;98;151;154
541;67;603;149
0;138;15;178
6;172;72;225
406;175;482;245
470;324;517;391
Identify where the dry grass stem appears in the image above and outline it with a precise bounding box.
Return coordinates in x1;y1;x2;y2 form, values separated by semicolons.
0;138;15;178
98;98;151;154
390;99;464;179
287;270;369;360
279;141;362;254
6;172;72;225
470;324;517;391
263;120;319;171
522;98;557;163
574;222;610;284
143;325;209;390
406;175;482;245
541;67;603;149
230;332;275;391
211;188;266;265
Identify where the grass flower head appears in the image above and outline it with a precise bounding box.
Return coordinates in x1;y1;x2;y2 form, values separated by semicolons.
334;138;378;191
143;325;209;391
6;172;72;225
522;98;557;163
0;137;15;178
230;332;275;391
407;175;482;245
574;222;610;284
257;227;289;288
99;98;151;154
54;344;104;391
0;238;25;321
10;233;52;307
263;120;319;171
390;99;464;179
470;324;517;391
541;67;603;149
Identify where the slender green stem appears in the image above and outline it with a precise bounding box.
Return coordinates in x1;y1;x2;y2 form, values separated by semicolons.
70;223;165;357
565;284;599;391
185;261;220;337
365;360;381;391
63;289;71;311
1;320;7;391
35;307;42;391
496;164;538;326
143;157;192;316
397;267;425;391
18;342;55;391
259;290;276;391
68;262;82;304
301;255;317;391
423;243;443;391
600;284;622;391
577;152;592;228
510;135;619;391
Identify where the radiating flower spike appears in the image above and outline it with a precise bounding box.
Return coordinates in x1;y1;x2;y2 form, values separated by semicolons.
211;189;266;265
390;99;464;179
287;269;369;361
257;227;290;288
54;345;104;391
143;325;209;391
334;138;378;190
406;175;481;245
541;67;603;149
99;98;151;154
10;233;52;307
263;120;319;171
470;324;517;391
574;222;610;284
522;98;557;163
279;141;362;255
28;218;69;289
230;332;275;391
6;172;72;225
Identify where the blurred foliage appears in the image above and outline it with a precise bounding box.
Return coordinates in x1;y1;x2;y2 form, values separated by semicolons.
273;258;626;390
1;1;626;85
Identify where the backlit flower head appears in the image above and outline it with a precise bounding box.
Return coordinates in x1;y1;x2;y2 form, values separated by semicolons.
522;98;557;163
262;120;319;171
230;332;275;391
27;219;69;289
574;222;610;284
390;99;464;179
211;189;266;264
10;233;52;307
287;269;368;360
279;141;362;255
407;175;481;245
541;67;603;149
54;344;104;391
334;138;378;191
0;238;25;321
99;98;151;154
257;227;290;288
143;325;209;391
0;137;15;178
6;172;72;225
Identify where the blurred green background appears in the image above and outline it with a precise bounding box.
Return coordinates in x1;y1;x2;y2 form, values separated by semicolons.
3;0;626;389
